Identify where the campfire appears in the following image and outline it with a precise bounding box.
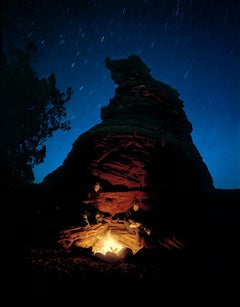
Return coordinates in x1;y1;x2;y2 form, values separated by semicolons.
91;230;124;255
57;190;187;263
58;217;145;260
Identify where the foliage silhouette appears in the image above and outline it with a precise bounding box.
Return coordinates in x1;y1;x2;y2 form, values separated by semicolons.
0;41;73;185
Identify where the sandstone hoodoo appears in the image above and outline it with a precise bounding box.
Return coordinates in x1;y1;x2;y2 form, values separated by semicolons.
42;54;214;258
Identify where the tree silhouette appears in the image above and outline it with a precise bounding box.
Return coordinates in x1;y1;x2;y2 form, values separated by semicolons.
0;41;73;186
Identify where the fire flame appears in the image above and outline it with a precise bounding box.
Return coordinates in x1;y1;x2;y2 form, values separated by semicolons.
92;230;124;256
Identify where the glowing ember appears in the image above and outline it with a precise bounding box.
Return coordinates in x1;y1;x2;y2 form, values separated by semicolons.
92;230;124;255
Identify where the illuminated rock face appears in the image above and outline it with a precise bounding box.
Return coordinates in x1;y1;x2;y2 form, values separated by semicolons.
42;55;214;217
90;134;150;189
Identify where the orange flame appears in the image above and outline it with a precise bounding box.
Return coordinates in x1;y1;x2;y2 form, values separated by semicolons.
92;230;124;255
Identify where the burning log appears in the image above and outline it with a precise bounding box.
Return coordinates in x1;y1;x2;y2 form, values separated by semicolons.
57;224;108;249
57;219;144;257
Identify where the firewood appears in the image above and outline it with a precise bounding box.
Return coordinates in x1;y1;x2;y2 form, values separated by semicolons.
57;221;143;255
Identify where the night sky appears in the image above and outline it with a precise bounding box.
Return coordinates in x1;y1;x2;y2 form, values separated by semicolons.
2;0;240;189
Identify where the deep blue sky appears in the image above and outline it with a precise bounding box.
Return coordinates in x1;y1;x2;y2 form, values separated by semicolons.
2;0;240;189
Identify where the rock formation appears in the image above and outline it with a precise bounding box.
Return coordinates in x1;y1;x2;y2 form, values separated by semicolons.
6;56;240;302
41;54;214;236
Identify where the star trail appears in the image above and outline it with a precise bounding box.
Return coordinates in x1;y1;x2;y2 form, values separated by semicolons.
2;0;240;188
